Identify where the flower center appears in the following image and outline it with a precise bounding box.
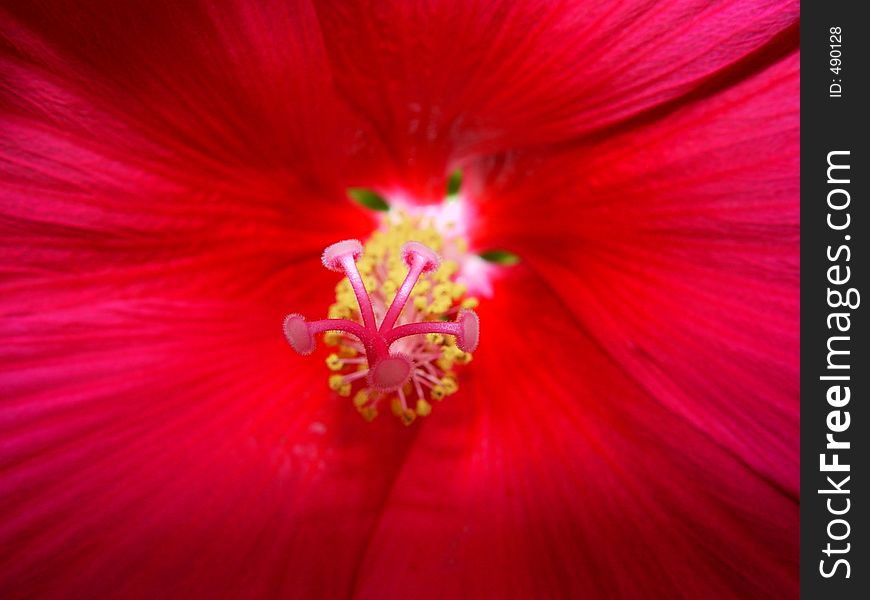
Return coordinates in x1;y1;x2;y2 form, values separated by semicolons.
283;213;480;424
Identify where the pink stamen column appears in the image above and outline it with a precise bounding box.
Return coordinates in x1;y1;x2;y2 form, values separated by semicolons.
283;239;480;392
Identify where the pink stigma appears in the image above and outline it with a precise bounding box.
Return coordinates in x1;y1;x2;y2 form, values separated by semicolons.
283;239;480;393
369;355;413;391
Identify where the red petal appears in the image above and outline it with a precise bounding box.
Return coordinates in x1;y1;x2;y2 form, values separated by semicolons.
315;0;798;200
1;4;387;590
2;3;800;596
350;268;797;598
471;52;799;495
2;0;344;186
0;126;388;595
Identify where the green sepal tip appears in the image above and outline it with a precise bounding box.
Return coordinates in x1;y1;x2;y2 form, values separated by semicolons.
348;188;390;211
446;169;463;196
479;250;520;266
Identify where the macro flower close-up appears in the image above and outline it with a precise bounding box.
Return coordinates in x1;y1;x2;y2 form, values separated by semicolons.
1;1;799;598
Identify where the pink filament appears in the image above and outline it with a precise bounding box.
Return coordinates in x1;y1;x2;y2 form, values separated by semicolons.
379;253;428;332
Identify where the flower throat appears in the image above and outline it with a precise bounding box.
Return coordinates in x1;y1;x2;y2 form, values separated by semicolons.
283;215;480;424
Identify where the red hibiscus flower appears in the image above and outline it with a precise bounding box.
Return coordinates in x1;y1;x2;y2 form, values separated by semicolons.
1;1;799;598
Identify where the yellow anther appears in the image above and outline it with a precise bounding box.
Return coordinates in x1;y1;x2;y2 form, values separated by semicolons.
338;383;351;397
382;279;397;296
337;291;355;307
455;352;472;365
451;283;467;300
328;374;346;392
415;398;432;417
426;333;444;345
400;409;416;426
357;258;374;274
390;398;403;417
413;295;428;311
454;238;468;254
433;283;452;297
353;390;370;408
442;346;462;360
359;406;378;422
328;304;350;319
461;297;479;309
436;357;454;371
433;261;457;283
431;385;446;401
325;354;343;371
441;376;458;395
323;331;341;346
412;280;431;295
338;345;357;358
428;296;451;315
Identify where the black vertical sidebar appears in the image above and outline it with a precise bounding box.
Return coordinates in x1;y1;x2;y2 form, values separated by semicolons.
801;4;869;598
